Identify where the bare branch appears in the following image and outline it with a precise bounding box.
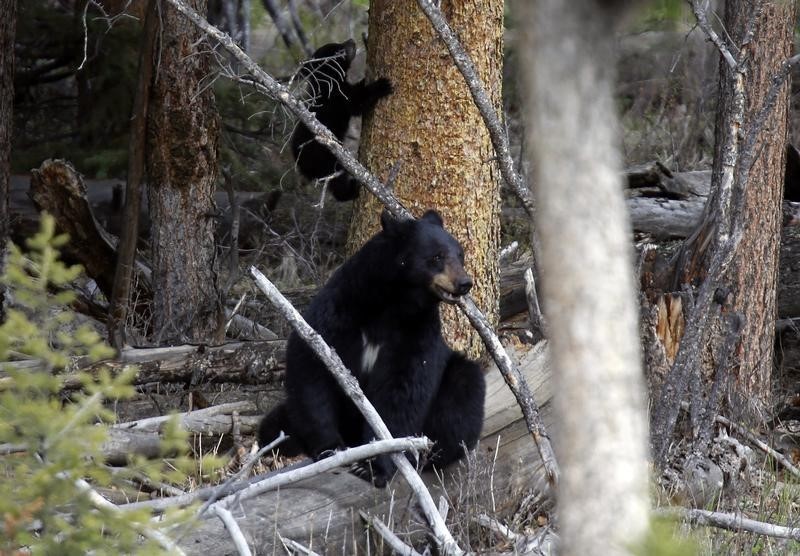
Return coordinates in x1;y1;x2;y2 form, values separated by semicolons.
249;266;463;555
64;474;185;554
360;511;423;556
120;437;431;514
688;0;738;69
279;535;322;556
416;0;535;219
455;296;559;486
659;507;800;541
209;506;253;556
714;413;800;480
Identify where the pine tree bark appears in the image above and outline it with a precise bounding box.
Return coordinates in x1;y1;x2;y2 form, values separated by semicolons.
520;1;650;554
674;0;793;417
147;0;221;344
347;0;503;357
0;0;16;321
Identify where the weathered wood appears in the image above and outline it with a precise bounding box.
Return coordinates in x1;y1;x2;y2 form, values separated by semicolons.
28;160;130;300
113;401;260;435
177;342;554;555
0;340;286;390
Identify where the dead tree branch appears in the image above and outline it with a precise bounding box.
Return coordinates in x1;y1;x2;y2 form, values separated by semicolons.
659;507;800;541
209;505;252;556
688;0;738;69
249;266;462;555
455;297;559;485
360;511;423;556
121;437;431;514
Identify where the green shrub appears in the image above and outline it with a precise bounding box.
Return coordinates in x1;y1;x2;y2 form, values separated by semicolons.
0;215;196;554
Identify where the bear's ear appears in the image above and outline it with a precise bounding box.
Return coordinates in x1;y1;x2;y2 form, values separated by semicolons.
420;210;444;228
380;210;406;237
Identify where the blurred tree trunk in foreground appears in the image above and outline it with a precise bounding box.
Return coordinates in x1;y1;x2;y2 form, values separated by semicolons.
348;0;503;358
519;1;650;554
147;0;222;344
0;0;17;320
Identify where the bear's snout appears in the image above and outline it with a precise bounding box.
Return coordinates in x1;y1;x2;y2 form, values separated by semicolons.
454;276;473;296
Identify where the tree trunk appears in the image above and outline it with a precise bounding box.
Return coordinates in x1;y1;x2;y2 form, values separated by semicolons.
147;0;221;344
0;0;16;321
520;1;650;554
347;0;503;357
671;1;793;421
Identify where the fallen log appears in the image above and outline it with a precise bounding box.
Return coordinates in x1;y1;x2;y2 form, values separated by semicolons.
0;340;286;391
177;342;554;555
113;401;260;435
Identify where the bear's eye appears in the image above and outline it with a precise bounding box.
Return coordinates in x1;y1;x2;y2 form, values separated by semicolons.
430;253;444;265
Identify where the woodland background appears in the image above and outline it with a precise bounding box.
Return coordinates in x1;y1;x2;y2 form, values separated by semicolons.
4;0;800;554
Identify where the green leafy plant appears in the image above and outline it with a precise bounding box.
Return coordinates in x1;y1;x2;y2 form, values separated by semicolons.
0;215;199;554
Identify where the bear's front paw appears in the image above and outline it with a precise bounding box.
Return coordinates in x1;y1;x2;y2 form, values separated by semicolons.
349;461;388;488
373;77;393;98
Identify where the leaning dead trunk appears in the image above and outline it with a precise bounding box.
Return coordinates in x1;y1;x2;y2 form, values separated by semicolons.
519;1;650;554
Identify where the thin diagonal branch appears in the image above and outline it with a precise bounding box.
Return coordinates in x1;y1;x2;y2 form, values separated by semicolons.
688;0;738;69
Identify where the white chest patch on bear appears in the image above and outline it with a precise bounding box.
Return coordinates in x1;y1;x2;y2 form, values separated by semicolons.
361;332;382;374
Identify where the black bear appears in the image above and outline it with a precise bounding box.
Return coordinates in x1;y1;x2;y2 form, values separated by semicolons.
290;39;393;202
259;210;486;487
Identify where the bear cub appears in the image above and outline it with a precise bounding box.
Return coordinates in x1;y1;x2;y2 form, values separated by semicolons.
259;210;486;487
291;39;392;201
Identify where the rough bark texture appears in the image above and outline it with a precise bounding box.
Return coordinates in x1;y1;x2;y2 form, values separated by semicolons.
0;0;16;321
520;1;650;554
28;160;124;301
147;0;221;344
677;0;793;414
347;0;503;357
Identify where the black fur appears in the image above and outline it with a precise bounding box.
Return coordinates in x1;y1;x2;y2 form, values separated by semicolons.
259;210;485;486
290;40;392;201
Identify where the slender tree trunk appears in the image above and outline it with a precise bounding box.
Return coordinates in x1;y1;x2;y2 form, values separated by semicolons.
348;0;502;357
678;0;792;416
147;0;221;344
108;0;158;348
0;0;16;321
520;1;650;554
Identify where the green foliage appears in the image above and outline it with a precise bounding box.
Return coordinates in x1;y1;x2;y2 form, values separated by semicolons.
634;517;700;556
0;215;201;553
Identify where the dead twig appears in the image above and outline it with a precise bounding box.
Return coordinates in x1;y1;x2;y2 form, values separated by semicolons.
455;296;559;486
714;413;800;480
359;511;423;556
209;505;252;556
278;535;321;556
659;507;800;541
